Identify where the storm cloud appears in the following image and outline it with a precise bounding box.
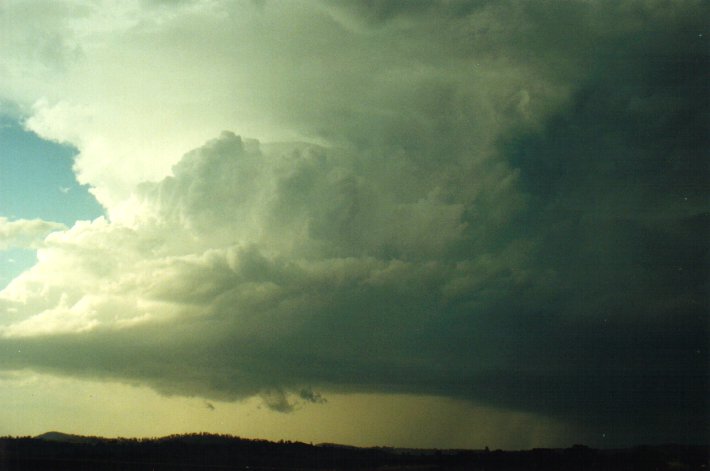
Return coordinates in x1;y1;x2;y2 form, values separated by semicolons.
0;0;707;446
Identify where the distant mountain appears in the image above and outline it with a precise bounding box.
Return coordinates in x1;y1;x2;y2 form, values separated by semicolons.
35;431;102;444
315;442;360;449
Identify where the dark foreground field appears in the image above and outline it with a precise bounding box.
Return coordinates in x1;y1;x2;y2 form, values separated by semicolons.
0;433;707;470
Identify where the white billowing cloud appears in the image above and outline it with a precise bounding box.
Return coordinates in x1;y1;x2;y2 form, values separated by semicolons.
2;0;568;214
0;0;618;371
0;217;65;250
0;215;200;335
0;130;535;414
0;131;512;336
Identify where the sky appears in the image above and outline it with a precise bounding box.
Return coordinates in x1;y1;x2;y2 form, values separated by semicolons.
0;118;103;285
0;0;707;450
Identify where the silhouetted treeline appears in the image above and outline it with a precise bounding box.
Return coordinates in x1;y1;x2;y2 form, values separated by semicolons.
0;433;707;470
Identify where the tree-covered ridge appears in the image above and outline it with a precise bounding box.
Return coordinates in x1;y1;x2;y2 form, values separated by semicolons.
0;433;707;470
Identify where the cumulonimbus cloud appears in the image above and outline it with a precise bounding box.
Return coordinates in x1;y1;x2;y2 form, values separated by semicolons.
0;0;707;445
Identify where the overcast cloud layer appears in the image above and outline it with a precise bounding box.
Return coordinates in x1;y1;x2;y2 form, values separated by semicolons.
0;0;707;446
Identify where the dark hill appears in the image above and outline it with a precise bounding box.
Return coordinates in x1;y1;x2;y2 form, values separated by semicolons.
0;433;706;470
35;431;102;444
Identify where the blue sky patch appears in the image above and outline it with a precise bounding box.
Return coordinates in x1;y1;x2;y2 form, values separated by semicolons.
0;117;104;285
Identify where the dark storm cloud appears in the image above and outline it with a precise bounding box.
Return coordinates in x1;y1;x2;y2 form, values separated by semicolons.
486;25;710;440
1;0;707;446
324;0;487;27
